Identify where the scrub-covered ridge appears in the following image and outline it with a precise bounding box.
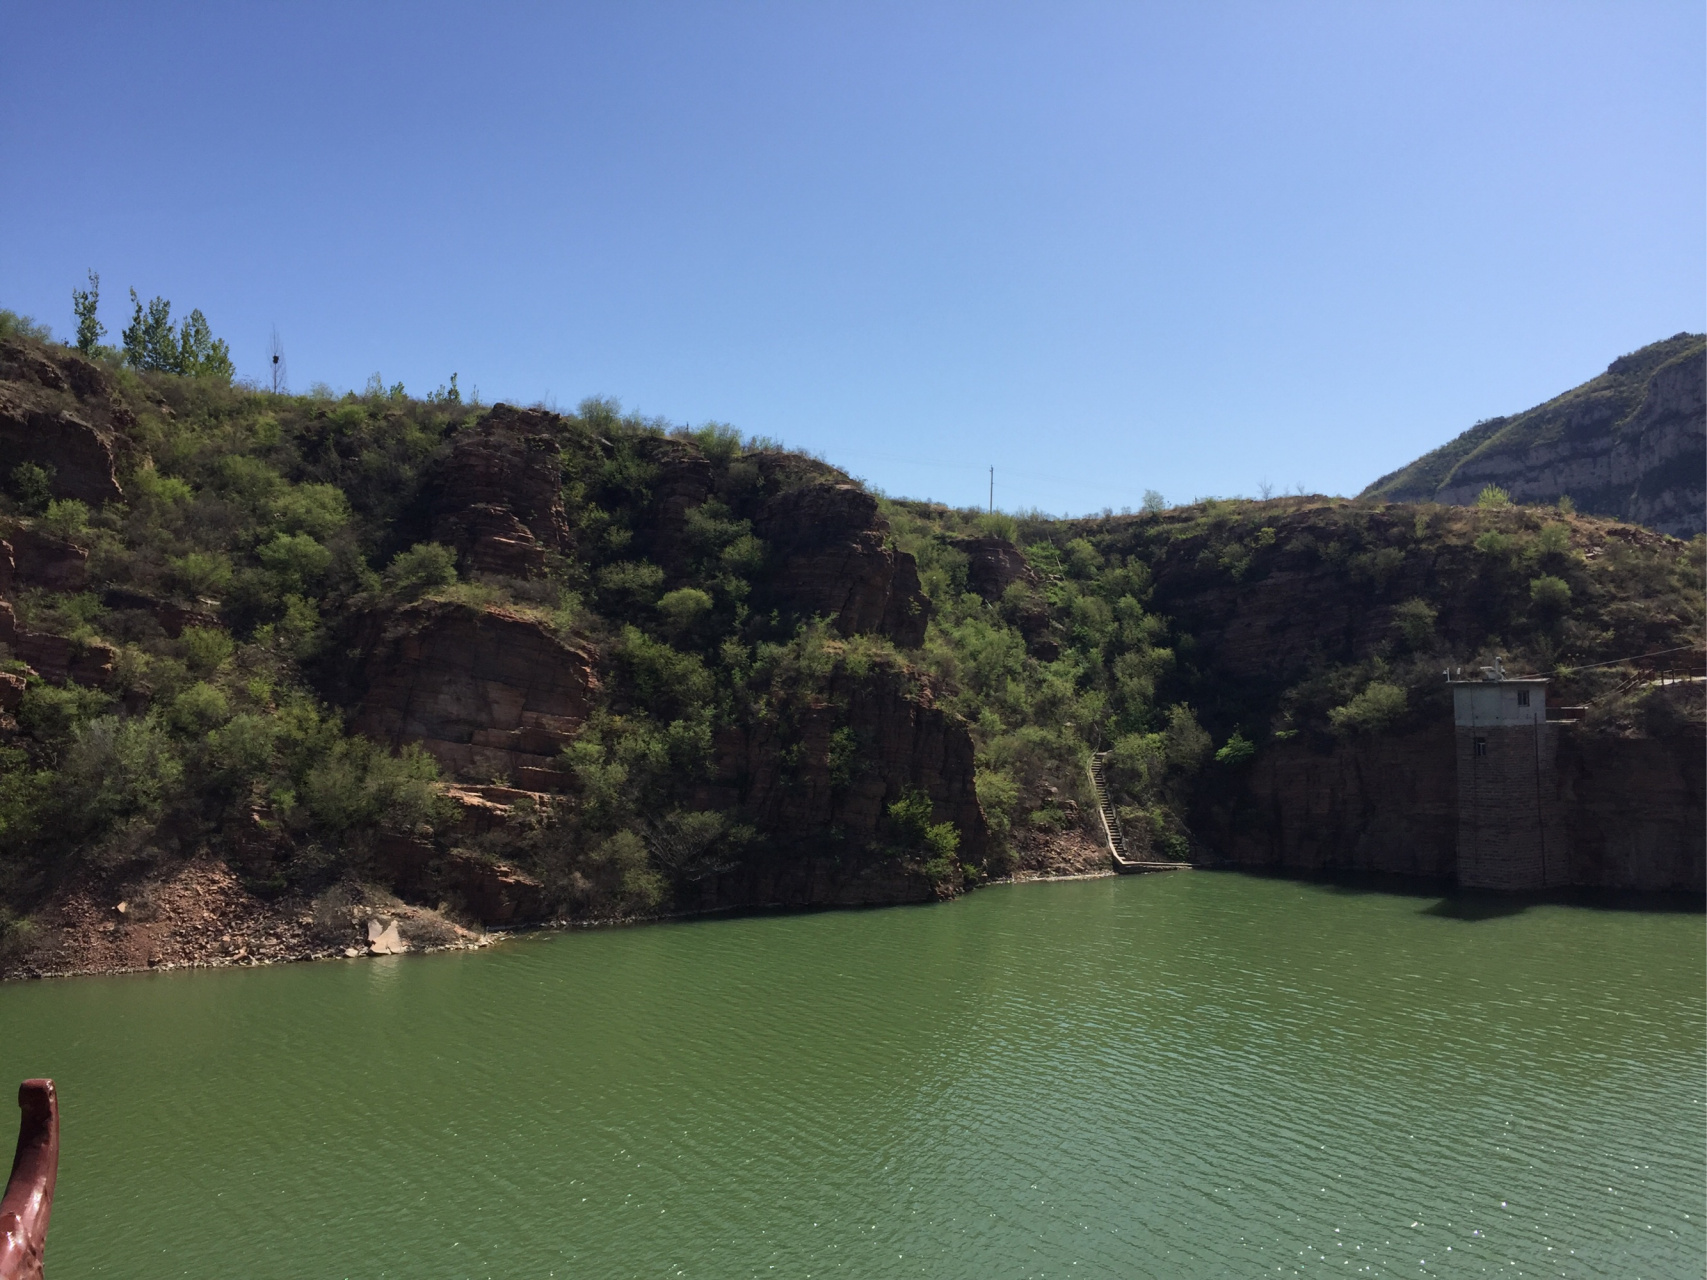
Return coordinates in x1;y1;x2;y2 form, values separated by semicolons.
1362;332;1705;537
0;313;1700;975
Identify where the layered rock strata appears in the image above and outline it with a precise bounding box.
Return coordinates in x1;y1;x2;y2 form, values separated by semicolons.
0;340;129;507
1201;717;1703;892
350;602;597;790
754;483;930;647
428;404;572;577
1362;333;1705;537
688;665;989;906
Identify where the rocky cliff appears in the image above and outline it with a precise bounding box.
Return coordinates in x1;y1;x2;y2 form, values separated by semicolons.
1362;333;1705;537
349;601;599;791
1084;499;1705;891
689;661;988;907
0;326;1699;983
330;404;982;916
1198;713;1703;892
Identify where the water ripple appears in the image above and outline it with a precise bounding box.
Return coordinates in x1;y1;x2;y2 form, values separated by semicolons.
0;872;1699;1278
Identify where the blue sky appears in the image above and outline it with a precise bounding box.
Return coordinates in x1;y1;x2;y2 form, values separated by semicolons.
3;2;1701;513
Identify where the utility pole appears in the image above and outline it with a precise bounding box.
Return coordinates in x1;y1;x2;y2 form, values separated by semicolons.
989;466;994;513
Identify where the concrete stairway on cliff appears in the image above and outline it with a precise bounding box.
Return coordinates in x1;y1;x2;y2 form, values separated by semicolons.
1088;752;1192;874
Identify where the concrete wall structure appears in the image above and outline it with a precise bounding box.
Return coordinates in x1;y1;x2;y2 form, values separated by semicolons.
1452;677;1562;890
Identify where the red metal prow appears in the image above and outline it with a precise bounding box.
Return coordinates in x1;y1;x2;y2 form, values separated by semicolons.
0;1081;57;1280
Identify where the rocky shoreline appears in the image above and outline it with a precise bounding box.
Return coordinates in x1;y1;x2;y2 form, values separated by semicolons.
1;828;1119;981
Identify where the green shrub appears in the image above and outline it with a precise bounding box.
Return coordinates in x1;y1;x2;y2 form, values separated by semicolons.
686;423;743;465
39;500;89;541
204;713;276;791
131;467;194;507
0;311;51;342
1476;485;1511;508
166;682;231;736
1529;574;1572;615
1391;598;1437;650
1328;681;1407;735
16;681;112;748
1213;731;1255;765
597;561;666;611
383;543;458;600
974;768;1019;835
273;484;351;540
613;626;713;718
179;627;235;674
256;533;332;593
58;716;183;836
300;740;442;833
657;587;713;627
8;463;54;514
1534;523;1573;557
587;829;666;913
1163;705;1212;772
887;789;960;883
169;551;233;597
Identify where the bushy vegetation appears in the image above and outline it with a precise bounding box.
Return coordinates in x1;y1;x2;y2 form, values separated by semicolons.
0;313;1700;933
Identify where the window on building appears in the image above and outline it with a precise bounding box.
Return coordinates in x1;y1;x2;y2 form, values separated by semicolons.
1517;690;1530;707
1473;737;1487;757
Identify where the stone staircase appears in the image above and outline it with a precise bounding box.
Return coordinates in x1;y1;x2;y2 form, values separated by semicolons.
1088;752;1192;874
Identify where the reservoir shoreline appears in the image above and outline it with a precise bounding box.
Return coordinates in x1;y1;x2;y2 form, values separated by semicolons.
7;855;1698;983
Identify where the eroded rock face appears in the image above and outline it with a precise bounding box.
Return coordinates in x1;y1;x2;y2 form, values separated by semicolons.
0;598;116;687
1429;351;1706;538
690;665;988;906
373;831;549;924
430;404;571;577
1203;723;1460;879
755;483;931;648
1362;333;1706;538
953;534;1038;602
640;438;716;567
0;340;129;507
351;602;597;790
5;526;89;592
1199;719;1703;892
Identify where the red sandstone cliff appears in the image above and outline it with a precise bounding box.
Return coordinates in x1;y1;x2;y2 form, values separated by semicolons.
350;601;598;792
687;662;990;906
0;340;129;507
754;482;931;648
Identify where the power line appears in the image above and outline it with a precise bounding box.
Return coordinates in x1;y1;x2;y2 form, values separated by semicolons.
1548;645;1701;675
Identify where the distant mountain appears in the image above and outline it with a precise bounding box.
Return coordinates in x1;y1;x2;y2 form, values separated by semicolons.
1362;333;1705;537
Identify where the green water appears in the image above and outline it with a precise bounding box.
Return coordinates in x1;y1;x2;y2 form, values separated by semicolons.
1;873;1700;1279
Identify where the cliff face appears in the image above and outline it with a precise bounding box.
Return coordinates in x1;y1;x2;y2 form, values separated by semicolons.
0;340;130;507
687;664;989;907
337;406;981;913
1202;723;1459;880
1199;720;1703;892
754;483;930;648
349;601;599;792
1117;501;1688;711
1361;334;1705;537
1101;501;1704;893
426;404;575;577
